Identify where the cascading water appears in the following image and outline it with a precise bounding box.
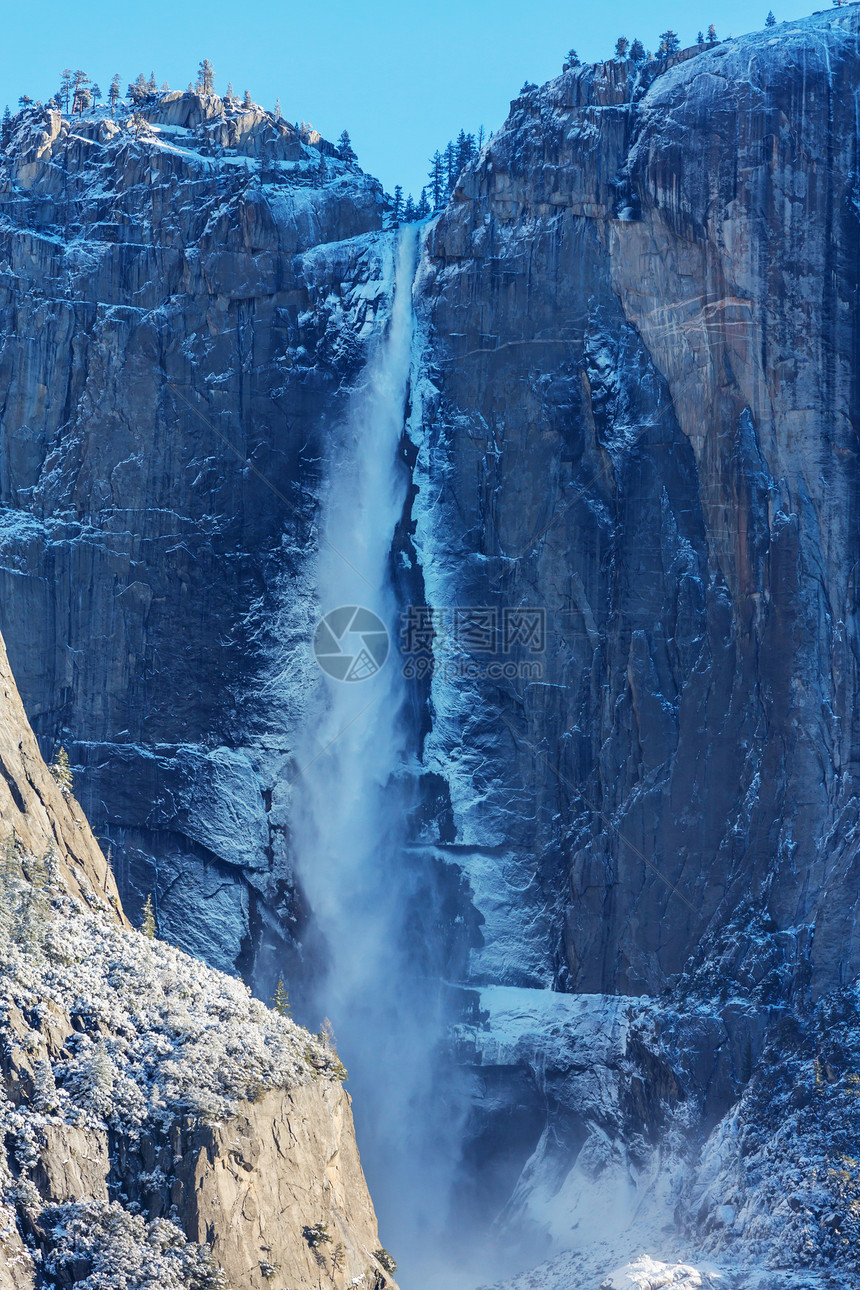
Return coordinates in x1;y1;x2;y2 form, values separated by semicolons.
290;225;463;1286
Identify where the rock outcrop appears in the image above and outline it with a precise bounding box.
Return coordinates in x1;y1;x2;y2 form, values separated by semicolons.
0;628;120;915
413;6;860;999
0;621;397;1289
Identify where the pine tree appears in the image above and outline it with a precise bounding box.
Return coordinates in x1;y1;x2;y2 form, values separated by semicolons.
630;38;646;62
161;80;170;91
427;149;444;209
22;848;47;903
272;977;291;1016
338;129;356;160
477;124;485;150
707;23;718;42
697;30;705;45
403;193;416;221
71;70;90;114
416;188;431;219
91;83;102;108
198;59;215;93
33;1058;58;1114
243;89;252;108
109;73;121;115
1;831;18;887
765;10;776;24
456;129;476;176
86;1041;115;1097
454;128;466;172
127;73;147;105
141;892;157;939
1;106;11;147
659;30;680;57
14;866;47;950
59;69;73;114
444;138;457;193
0;832;20;941
274;97;282;119
226;81;235;100
42;845;60;890
454;128;467;174
392;184;404;221
615;36;629;59
50;747;73;798
567;48;581;67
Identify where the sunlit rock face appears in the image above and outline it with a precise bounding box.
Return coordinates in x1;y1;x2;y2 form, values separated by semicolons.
0;93;389;974
0;621;397;1290
412;7;860;1001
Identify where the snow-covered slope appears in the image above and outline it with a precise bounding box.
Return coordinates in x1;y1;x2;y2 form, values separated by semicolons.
0;622;398;1289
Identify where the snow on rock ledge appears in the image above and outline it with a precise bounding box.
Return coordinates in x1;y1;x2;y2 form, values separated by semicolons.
0;624;398;1289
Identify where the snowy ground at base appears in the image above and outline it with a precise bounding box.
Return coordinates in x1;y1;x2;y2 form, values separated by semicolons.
462;983;860;1290
484;1248;839;1290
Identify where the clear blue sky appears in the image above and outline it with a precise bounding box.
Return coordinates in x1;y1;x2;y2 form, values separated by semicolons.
1;0;819;199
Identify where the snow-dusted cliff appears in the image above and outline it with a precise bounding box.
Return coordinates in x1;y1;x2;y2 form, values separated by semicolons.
0;622;398;1289
408;6;860;1285
0;89;389;979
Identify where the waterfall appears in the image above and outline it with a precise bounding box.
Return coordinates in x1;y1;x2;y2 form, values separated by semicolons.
290;225;460;1285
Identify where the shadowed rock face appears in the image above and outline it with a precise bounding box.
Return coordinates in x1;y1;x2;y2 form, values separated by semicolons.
0;94;388;974
412;7;860;1001
8;18;858;1004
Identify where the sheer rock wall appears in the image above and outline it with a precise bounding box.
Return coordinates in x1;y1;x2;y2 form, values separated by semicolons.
412;7;860;999
0;94;388;977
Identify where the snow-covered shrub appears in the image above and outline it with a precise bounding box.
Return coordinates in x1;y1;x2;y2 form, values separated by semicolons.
0;866;341;1139
0;850;351;1289
41;1200;228;1289
302;1220;332;1247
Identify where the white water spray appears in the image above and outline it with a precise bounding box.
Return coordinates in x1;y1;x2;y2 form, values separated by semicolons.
290;226;461;1284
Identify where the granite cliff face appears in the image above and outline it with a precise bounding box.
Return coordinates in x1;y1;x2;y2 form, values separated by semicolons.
407;7;860;1282
414;7;860;1000
0;621;398;1289
0;90;388;976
